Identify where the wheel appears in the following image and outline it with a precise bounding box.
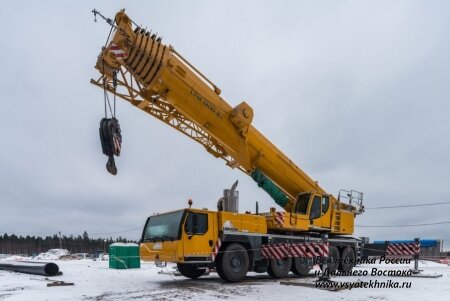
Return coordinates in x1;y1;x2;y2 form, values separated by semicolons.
267;257;292;278
253;259;269;273
291;257;311;276
176;263;206;279
216;243;249;283
339;247;355;272
215;255;225;280
254;266;267;273
321;246;339;273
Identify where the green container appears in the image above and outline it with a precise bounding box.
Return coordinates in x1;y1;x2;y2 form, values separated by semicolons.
127;245;141;269
109;245;118;269
109;243;140;269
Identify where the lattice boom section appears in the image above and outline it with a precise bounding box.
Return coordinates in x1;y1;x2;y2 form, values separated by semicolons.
92;70;244;172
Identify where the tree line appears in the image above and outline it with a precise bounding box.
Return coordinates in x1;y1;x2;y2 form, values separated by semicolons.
0;231;136;256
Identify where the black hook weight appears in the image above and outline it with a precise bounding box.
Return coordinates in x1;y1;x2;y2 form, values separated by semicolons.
99;118;122;175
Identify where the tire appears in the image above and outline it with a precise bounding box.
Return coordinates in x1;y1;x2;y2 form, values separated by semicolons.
339;247;355;272
291;257;311;276
215;255;226;280
321;246;339;273
216;243;249;283
267;257;292;278
254;266;267;273
176;263;206;279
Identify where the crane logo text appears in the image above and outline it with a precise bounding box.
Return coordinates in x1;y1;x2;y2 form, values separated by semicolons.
190;89;223;119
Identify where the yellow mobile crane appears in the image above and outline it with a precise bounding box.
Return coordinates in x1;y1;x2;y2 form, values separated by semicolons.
91;10;364;282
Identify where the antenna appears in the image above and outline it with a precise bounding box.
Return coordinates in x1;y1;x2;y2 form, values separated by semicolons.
92;9;115;26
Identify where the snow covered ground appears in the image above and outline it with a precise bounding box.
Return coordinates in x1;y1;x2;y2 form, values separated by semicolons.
0;259;449;301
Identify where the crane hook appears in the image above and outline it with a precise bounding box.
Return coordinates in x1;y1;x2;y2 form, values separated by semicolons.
99;118;122;175
106;156;117;175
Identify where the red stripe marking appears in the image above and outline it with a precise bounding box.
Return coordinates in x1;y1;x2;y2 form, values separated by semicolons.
262;242;329;259
273;245;284;259
272;245;282;259
211;238;221;261
291;245;301;257
387;243;420;256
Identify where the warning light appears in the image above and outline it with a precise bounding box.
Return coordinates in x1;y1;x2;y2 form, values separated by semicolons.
188;199;193;208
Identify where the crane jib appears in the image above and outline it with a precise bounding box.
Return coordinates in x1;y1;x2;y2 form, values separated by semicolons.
91;10;364;226
190;89;224;119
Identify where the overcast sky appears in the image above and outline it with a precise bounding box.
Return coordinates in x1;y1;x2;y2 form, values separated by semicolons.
1;0;449;249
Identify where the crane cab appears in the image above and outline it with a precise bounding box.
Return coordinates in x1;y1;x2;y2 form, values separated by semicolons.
291;192;332;230
265;192;339;233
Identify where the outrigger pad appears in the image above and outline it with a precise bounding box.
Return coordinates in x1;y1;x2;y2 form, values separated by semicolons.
99;118;122;175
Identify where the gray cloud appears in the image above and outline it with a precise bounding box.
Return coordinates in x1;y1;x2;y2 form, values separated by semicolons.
0;0;449;249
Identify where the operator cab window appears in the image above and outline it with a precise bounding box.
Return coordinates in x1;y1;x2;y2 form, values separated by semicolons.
322;196;329;214
185;212;208;235
295;193;311;214
310;196;321;220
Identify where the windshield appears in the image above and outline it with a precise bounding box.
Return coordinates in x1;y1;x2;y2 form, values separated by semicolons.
143;210;185;242
294;193;311;214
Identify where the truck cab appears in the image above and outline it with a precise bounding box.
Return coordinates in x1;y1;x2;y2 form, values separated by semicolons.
140;209;218;264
